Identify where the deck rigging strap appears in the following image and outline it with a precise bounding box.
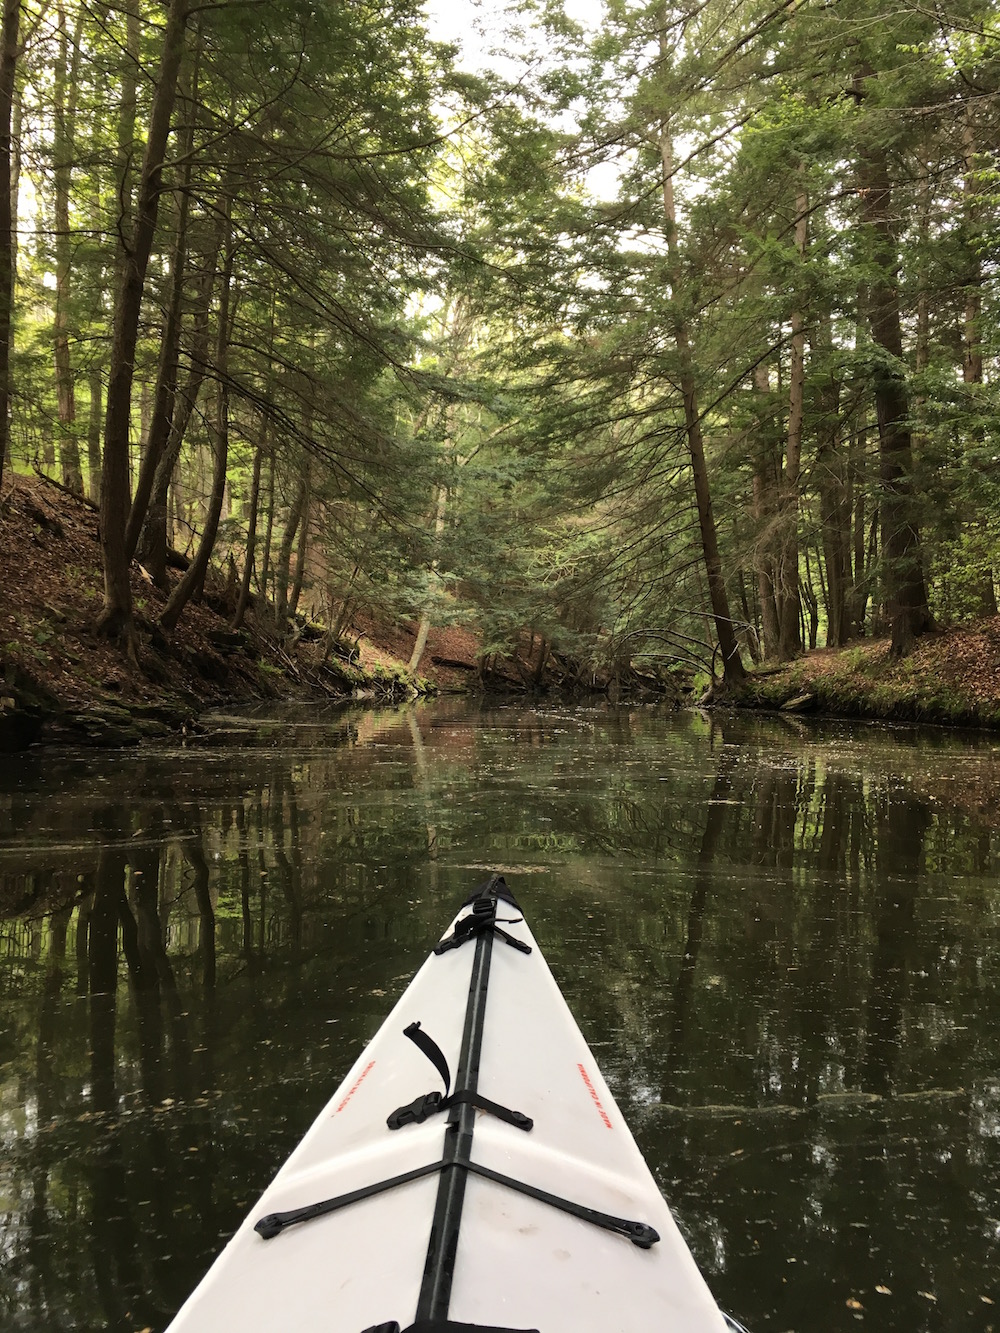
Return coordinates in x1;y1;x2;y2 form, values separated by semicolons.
252;1153;659;1246
253;1161;446;1239
387;1022;532;1132
363;1322;540;1332
400;1021;451;1090
252;876;659;1326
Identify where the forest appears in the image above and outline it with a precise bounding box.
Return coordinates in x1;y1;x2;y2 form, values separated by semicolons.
0;0;998;689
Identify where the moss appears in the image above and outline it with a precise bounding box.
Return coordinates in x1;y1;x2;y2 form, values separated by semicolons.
733;641;1000;731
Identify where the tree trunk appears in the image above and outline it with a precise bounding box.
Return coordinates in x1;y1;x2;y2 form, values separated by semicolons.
171;466;187;552
961;118;984;390
257;449;276;603
855;98;931;658
0;0;19;497
136;221;221;585
802;548;819;649
159;223;233;633
330;575;358;643
405;299;472;675
287;470;311;622
108;0;138;487
659;121;745;687
7;44;16;268
959;115;995;617
86;367;103;503
97;0;190;644
274;468;308;626
849;306;871;634
776;183;808;659
735;565;760;664
864;501;880;634
53;2;85;494
409;482;448;674
751;362;781;659
117;0;140;224
813;314;852;645
125;35;199;564
232;440;263;630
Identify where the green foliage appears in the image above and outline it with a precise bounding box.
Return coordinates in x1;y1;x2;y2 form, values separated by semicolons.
5;0;1000;679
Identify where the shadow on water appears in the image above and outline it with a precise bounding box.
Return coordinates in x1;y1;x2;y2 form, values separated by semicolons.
1;700;999;1330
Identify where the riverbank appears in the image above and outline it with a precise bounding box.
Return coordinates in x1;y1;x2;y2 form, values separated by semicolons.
0;473;485;750
12;472;1000;750
736;620;1000;729
1;474;675;751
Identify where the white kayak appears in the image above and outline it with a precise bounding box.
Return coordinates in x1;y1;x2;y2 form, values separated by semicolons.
167;876;744;1332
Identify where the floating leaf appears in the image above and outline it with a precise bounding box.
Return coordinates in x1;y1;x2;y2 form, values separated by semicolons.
875;1285;892;1295
846;1297;863;1310
918;1291;937;1302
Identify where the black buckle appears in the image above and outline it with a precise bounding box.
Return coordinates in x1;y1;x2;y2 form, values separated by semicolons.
503;1108;532;1131
387;1090;443;1131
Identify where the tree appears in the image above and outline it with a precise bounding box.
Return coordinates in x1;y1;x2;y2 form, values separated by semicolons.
51;1;85;493
0;0;18;497
97;0;190;645
658;122;747;688
854;66;932;657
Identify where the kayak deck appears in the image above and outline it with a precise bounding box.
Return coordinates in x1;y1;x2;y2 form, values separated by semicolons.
167;877;731;1332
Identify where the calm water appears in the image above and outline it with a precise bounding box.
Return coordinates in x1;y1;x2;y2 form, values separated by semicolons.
1;700;999;1332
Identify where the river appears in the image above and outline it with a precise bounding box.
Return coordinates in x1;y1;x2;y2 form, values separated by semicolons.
1;700;998;1331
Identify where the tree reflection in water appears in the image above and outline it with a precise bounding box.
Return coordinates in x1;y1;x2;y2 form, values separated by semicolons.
0;702;998;1331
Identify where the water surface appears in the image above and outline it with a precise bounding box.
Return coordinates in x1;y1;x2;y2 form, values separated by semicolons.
1;700;999;1331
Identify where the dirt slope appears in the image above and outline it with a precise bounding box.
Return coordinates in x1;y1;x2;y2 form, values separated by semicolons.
0;473;481;748
738;622;1000;728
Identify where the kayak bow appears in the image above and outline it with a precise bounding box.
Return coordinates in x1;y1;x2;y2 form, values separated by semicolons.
168;875;739;1332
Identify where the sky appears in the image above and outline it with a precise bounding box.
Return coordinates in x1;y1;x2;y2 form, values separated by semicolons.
423;0;604;75
421;0;624;201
